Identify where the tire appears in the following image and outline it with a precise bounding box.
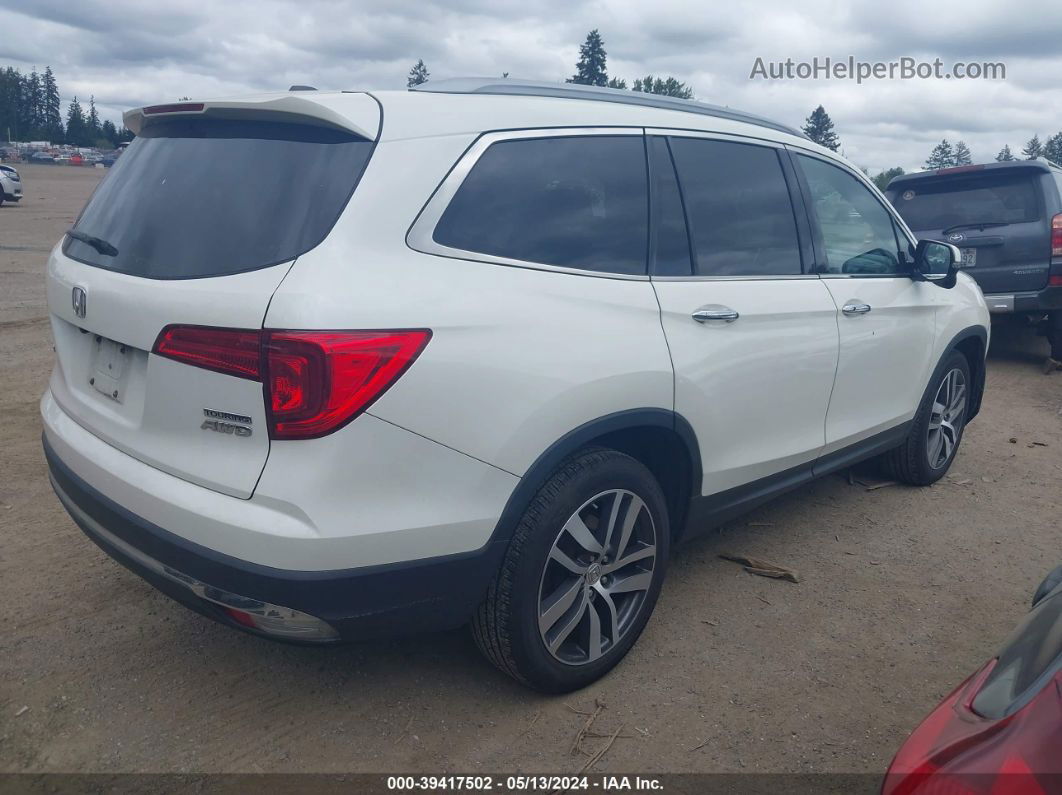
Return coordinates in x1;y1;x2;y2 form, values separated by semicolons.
882;351;971;486
472;448;669;693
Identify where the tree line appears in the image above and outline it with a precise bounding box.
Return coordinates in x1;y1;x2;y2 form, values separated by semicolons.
407;30;694;98
0;66;133;148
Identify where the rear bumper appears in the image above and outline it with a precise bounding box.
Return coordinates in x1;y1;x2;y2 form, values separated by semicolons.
984;285;1062;314
45;435;509;640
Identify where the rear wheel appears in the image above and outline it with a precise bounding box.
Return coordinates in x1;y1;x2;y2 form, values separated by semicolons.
882;351;970;485
472;448;669;692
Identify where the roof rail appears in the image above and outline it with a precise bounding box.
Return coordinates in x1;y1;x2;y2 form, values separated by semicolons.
410;77;807;139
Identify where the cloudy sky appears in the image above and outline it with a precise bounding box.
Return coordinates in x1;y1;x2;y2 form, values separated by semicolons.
2;0;1060;172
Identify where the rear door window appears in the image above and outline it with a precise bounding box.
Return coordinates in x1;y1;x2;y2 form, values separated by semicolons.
667;137;802;277
890;172;1040;231
433;135;649;275
64;118;375;279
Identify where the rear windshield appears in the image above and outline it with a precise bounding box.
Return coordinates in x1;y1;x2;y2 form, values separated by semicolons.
972;592;1061;718
64;118;374;279
889;172;1039;231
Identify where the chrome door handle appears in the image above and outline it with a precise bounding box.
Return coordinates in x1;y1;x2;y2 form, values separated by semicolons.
842;303;872;316
692;305;739;324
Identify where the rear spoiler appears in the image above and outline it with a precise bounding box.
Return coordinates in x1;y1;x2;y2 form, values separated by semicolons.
889;159;1060;189
123;94;378;140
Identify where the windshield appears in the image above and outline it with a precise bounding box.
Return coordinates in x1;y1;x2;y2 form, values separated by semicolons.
64;117;374;279
889;172;1039;232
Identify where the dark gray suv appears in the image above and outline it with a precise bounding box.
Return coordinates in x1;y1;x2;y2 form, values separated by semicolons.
886;160;1062;367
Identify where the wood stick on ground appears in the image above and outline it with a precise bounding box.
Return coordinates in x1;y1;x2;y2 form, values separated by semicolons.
577;724;624;773
719;552;801;583
569;700;604;755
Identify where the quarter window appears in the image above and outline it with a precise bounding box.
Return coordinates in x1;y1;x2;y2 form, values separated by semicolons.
668;137;802;277
433;135;648;275
797;155;905;275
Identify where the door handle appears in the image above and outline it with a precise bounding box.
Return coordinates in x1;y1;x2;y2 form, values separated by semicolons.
692;305;739;324
842;302;872;316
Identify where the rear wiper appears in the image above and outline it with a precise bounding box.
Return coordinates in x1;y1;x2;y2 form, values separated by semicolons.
941;221;1011;235
66;229;119;257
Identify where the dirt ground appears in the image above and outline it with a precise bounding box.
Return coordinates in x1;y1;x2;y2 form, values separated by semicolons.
1;163;1060;776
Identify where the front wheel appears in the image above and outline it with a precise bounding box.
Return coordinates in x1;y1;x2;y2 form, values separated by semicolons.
882;351;971;485
472;448;669;692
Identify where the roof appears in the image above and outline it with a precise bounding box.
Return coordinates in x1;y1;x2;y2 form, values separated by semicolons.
411;77;807;139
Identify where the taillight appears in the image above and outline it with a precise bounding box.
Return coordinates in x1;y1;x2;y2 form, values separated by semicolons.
153;325;262;379
1052;214;1062;257
883;662;1062;794
151;326;431;440
264;330;431;439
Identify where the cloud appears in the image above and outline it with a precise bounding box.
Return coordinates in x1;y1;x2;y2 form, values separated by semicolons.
1;0;1059;170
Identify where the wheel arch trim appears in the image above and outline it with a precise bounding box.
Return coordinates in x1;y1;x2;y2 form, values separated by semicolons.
490;409;702;547
938;325;988;422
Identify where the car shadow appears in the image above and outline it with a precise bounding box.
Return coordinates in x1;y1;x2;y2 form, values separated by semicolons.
987;316;1050;366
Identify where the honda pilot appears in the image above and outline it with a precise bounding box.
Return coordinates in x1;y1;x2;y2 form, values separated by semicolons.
43;79;990;692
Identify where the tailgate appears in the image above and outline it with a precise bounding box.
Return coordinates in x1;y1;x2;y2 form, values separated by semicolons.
45;93;379;498
46;257;287;498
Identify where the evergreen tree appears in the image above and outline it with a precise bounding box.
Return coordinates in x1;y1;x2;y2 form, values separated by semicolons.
607;77;627;89
88;95;101;140
101;119;118;147
0;67;23;140
42;66;63;142
631;75;694;99
996;145;1015;162
924;139;954;169
568;29;609;86
407;59;430;88
953;140;972;166
1022;134;1042;159
16;70;35;138
65;96;87;146
802;105;840;151
25;70;43;136
1043;132;1062;165
872;166;905;192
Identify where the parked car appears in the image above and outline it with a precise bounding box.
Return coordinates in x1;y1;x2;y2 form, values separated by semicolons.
69;153;84;166
30;152;54;163
883;566;1062;793
0;163;22;205
42;80;990;692
886;161;1062;364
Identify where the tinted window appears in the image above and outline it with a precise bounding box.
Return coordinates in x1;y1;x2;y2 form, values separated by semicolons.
434;136;648;275
649;137;692;276
668;138;801;276
972;592;1061;719
890;172;1040;231
798;155;903;275
65;118;375;279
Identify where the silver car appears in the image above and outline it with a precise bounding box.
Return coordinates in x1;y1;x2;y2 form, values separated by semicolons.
0;164;22;206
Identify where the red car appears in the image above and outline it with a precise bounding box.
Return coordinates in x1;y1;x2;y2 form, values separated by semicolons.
69;153;84;165
883;566;1062;794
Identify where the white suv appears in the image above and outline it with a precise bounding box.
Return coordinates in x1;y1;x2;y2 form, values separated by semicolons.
42;79;990;692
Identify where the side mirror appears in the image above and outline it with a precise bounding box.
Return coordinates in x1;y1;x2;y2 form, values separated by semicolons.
912;239;962;287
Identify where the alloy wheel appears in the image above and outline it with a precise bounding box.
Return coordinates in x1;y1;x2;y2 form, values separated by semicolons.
537;489;657;666
926;368;967;469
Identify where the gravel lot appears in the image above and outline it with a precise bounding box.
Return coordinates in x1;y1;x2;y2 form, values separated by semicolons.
1;163;1060;776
